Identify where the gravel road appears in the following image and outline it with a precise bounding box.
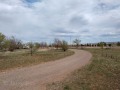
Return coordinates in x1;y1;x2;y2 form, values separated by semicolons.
0;49;92;90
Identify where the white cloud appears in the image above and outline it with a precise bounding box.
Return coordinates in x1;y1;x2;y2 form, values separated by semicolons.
0;0;120;43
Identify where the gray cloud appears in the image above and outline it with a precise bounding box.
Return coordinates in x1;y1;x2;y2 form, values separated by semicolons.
69;16;88;27
53;28;74;34
0;0;120;43
100;32;120;37
94;2;120;12
81;29;90;33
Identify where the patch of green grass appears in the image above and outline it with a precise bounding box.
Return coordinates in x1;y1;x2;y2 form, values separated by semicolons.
0;49;74;71
47;48;120;90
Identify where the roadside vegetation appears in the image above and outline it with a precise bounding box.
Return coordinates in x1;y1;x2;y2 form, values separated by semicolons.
0;32;74;71
0;49;74;71
47;48;120;90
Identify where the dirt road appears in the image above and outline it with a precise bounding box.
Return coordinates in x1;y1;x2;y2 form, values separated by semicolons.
0;50;92;90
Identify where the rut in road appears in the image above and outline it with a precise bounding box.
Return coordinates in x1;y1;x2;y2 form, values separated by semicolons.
0;49;92;90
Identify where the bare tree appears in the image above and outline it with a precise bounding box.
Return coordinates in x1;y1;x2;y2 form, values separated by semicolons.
6;36;23;51
16;40;23;49
40;42;47;48
73;39;81;48
53;38;62;49
7;36;17;51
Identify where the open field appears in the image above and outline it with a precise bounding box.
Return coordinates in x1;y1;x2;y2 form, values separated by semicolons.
0;49;74;71
0;50;92;90
47;48;120;90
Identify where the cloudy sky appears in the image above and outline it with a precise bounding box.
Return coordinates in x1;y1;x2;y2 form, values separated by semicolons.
0;0;120;43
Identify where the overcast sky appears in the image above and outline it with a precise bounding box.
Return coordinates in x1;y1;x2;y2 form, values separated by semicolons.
0;0;120;43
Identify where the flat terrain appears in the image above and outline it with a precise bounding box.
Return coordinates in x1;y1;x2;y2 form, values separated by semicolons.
0;49;92;90
0;49;74;71
48;48;120;90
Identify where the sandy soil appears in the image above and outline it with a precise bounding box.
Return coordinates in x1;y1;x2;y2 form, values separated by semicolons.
0;49;92;90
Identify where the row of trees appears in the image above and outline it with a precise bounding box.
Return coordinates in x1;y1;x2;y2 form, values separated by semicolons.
53;38;68;51
0;32;82;51
28;38;82;55
82;42;120;47
0;32;50;52
0;33;23;51
23;39;69;56
0;32;70;53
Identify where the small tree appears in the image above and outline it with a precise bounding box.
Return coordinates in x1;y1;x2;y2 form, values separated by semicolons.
73;39;81;48
40;42;47;48
7;36;18;52
16;40;23;49
3;39;10;51
61;40;68;52
34;42;40;50
108;43;112;47
98;42;106;49
117;42;120;46
27;42;34;56
54;38;62;49
0;32;6;50
99;42;105;56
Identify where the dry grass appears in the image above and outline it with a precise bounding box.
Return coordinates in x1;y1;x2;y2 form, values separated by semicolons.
0;49;74;71
47;48;120;90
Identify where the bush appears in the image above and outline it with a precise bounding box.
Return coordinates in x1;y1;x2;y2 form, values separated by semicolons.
61;40;68;52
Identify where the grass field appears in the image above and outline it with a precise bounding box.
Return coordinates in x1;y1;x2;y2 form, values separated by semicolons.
0;49;74;71
47;48;120;90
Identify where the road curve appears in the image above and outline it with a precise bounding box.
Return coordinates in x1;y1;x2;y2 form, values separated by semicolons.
0;49;92;90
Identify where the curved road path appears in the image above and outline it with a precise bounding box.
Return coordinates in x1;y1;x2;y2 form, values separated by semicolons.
0;50;92;90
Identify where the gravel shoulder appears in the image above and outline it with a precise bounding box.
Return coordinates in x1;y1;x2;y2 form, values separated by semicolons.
0;49;92;90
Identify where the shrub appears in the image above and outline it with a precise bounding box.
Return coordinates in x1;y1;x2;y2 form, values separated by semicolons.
61;40;68;52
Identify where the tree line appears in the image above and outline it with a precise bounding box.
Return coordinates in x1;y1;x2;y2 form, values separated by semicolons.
0;32;70;53
1;32;119;53
0;33;23;51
